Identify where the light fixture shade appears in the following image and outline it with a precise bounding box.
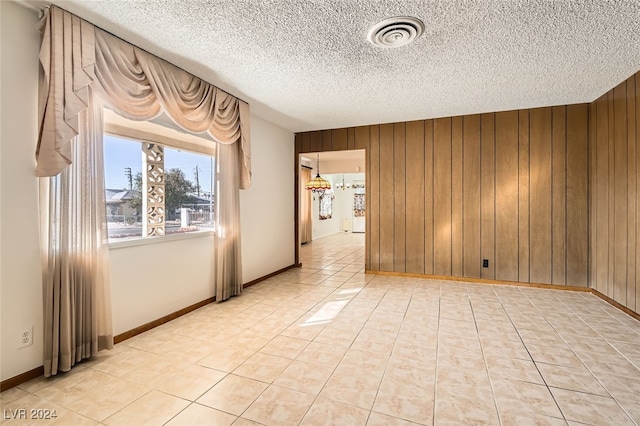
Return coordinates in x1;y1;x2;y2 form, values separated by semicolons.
306;174;332;192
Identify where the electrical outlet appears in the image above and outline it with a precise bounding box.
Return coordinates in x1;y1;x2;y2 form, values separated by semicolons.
482;259;489;268
17;327;33;348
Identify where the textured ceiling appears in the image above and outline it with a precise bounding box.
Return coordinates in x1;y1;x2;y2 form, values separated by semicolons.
35;1;640;132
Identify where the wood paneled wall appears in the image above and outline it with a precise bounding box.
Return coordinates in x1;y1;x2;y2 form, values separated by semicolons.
590;71;640;312
296;105;590;287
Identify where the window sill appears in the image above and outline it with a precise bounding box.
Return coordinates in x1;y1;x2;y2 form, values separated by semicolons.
108;229;214;250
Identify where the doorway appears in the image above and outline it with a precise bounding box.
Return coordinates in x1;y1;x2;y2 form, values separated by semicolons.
296;149;366;266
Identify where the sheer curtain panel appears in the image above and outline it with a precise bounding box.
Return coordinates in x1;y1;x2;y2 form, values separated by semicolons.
215;143;243;301
300;167;312;244
39;93;113;377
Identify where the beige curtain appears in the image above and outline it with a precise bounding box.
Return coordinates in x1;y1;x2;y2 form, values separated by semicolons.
300;167;312;244
40;91;113;377
215;143;243;301
37;5;249;374
37;6;251;189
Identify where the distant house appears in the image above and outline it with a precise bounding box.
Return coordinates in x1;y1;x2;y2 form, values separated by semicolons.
105;188;140;218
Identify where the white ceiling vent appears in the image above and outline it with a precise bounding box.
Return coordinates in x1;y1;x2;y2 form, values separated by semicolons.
367;17;425;48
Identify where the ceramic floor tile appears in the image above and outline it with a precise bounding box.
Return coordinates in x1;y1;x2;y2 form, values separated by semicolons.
497;412;568;426
485;355;544;384
196;346;256;373
550;387;635;425
296;341;347;368
0;388;31;405
233;352;291;383
164;403;237;426
300;397;369;426
492;378;564;418
64;378;149;422
232;417;263;426
196;374;268;416
320;367;383;410
373;380;434;425
242;385;315;426
367;412;424;425
7;233;640;426
259;335;310;359
618;399;640;424
156;365;227;401
103;390;189;426
581;353;640;378
525;343;584;368
34;369;119;407
273;360;334;395
536;362;608;396
596;373;640;403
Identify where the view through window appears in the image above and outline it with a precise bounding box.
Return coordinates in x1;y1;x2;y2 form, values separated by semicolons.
103;134;215;240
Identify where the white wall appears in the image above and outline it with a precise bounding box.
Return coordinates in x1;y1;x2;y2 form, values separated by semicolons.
0;1;44;381
109;235;215;334
108;114;295;333
311;173;364;240
0;1;295;381
240;115;295;282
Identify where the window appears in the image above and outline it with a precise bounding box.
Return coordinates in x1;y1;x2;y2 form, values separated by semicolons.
103;134;215;241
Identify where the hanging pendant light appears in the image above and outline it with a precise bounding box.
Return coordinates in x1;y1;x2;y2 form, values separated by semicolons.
305;154;331;193
335;174;351;190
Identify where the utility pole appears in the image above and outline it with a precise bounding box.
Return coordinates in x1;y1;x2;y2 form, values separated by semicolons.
124;167;132;190
194;165;201;197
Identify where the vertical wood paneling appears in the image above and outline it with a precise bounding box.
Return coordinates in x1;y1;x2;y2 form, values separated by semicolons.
463;115;481;278
379;124;394;271
480;113;496;279
347;127;356;150
322;130;332;151
405;121;425;274
589;103;597;290
309;131;322;152
295;71;640;317
434;117;452;276
587;70;640;315
451;116;464;277
627;76;636;309
302;132;311;152
529;108;552;284
518;111;531;282
295;134;303;156
424;120;434;274
636;72;640;313
369;125;380;270
566;104;589;286
614;84;628;305
607;91;616;298
595;96;609;294
552;106;567;285
394;123;406;272
332;128;348;151
631;72;640;312
355;126;369;150
495;111;519;281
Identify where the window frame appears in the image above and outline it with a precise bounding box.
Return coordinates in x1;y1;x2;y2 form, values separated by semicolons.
103;109;218;246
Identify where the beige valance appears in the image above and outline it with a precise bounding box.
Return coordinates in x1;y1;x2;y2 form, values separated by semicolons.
37;6;251;188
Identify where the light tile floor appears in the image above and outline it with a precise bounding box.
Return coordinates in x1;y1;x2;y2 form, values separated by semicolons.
3;233;640;425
